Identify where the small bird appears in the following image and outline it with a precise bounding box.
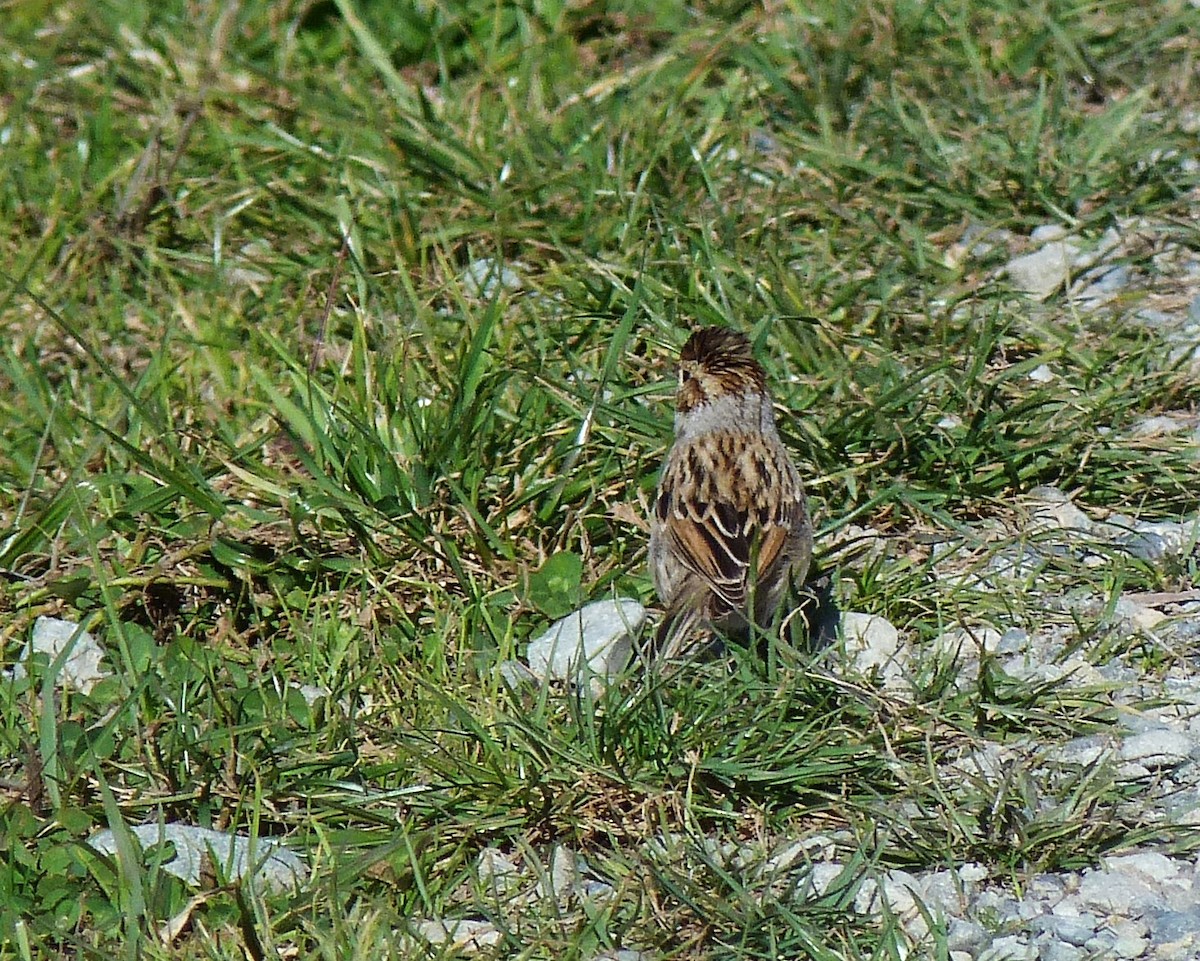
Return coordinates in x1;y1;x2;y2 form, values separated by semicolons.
648;327;813;659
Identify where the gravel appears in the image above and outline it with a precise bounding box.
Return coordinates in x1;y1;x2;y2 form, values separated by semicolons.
443;487;1200;954
70;212;1200;954
820;475;1200;958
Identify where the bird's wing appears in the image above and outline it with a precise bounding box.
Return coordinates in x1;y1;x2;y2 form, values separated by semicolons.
654;437;803;617
659;493;751;613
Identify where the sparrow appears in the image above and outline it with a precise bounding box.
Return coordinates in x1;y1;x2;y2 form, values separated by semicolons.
648;326;813;659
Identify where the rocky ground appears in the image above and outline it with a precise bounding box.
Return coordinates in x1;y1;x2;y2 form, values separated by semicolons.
462;217;1200;960
482;479;1200;960
27;215;1200;959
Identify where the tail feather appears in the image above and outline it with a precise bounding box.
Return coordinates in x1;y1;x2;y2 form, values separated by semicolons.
654;604;705;662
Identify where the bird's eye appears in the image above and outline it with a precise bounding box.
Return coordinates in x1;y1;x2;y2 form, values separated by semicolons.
680;369;692;383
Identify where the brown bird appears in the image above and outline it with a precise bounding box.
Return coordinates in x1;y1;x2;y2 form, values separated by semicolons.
648;327;813;659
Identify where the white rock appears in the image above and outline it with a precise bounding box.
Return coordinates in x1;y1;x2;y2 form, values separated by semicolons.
760;840;807;875
1118;729;1194;767
525;600;643;685
1165;677;1200;704
496;659;538;689
840;612;905;685
974;888;1022;923
459;257;522;298
854;870;926;921
411;918;501;952
996;628;1031;655
763;834;836;875
1027;364;1055;383
1027;487;1093;533
477;847;521;894
979;934;1036;960
934;626;1003;658
539;845;579;901
88;823;307;889
965;222;1016;258
917;869;971;914
1133;518;1199;556
1111;934;1149;959
294;683;328;705
1031;224;1070;243
290;682;371;716
1039;944;1085;961
1092;225;1124;261
1131;414;1192;438
1078;864;1161;913
948;743;1013;782
801;862;848;897
12;617;112;694
1040;912;1098;942
1005;241;1080;299
1102;851;1182;882
580;878;614;901
947;918;989;952
1135;308;1183;329
1072;264;1131;306
1052;735;1111;767
1113;597;1167;631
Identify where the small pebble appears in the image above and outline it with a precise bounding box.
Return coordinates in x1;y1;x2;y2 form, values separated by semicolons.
1005;241;1079;299
1027;487;1093;533
840;611;904;684
411;918;501;952
459;257;522;298
1078;867;1160;913
539;846;579;901
1146;908;1200;943
1113;598;1167;631
1031;224;1070;243
1130;415;1189;437
1133;308;1177;327
1119;729;1193;767
947;918;989;952
1038;942;1085;961
1122;531;1169;561
1074;264;1131;304
979;934;1036;961
477;847;521;891
1035;914;1097;946
15;617;112;694
1116;935;1151;959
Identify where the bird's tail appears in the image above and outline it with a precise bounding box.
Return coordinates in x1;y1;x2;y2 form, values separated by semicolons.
653;604;705;662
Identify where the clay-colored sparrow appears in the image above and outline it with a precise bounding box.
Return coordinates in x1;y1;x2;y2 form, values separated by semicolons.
648;327;813;658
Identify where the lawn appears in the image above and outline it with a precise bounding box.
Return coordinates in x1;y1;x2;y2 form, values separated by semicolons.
2;0;1199;957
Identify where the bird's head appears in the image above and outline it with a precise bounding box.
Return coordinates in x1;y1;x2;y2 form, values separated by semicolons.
675;327;767;413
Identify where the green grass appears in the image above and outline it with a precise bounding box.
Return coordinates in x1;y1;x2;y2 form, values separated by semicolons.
2;0;1200;956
